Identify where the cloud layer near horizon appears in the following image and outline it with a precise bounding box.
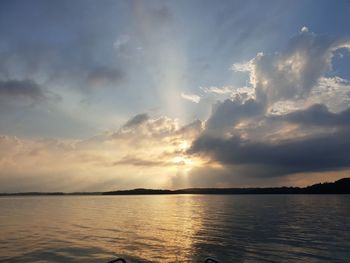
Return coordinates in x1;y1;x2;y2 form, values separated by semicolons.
0;115;204;192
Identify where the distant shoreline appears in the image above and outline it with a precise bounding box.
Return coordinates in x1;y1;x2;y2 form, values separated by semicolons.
1;178;349;196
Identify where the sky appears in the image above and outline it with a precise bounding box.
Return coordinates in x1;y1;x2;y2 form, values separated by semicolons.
1;0;350;192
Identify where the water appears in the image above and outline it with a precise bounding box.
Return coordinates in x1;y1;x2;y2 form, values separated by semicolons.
0;195;349;262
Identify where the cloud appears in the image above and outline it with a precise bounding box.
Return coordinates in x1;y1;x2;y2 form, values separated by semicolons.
268;76;350;115
123;113;150;129
181;92;201;103
232;28;350;105
2;26;350;191
113;155;169;167
0;111;207;192
273;103;350;127
309;77;350;112
186;28;350;181
0;79;60;105
201;86;237;95
205;98;264;135
176;119;203;138
113;34;131;56
116;114;179;141
189;128;350;177
200;86;256;101
300;26;309;33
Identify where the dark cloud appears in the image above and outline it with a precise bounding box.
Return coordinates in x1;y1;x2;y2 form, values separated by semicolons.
0;79;45;100
0;79;60;104
185;29;350;182
171;165;287;188
0;0;129;96
123;113;150;128
113;155;169;167
176;119;203;137
189;129;350;177
274;103;350;127
205;99;264;134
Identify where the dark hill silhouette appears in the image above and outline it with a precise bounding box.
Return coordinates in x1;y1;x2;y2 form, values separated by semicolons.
302;177;350;194
103;177;350;195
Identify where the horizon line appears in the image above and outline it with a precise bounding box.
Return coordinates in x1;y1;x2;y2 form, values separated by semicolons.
1;177;349;196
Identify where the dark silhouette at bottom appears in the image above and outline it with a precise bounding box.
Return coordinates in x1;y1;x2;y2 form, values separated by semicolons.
107;257;221;263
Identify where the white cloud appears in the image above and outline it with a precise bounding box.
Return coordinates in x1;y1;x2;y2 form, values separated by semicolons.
232;30;350;106
300;26;309;33
201;86;235;95
201;85;255;102
113;34;130;50
180;92;201;103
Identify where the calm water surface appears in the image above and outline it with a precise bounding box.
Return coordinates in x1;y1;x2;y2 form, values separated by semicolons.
0;195;349;262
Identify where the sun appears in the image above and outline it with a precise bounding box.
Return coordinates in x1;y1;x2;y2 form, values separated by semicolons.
172;156;193;166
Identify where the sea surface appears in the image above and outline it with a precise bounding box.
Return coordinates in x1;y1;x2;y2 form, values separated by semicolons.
0;195;349;262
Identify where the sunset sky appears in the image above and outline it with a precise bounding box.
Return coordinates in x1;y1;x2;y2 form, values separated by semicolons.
1;0;350;192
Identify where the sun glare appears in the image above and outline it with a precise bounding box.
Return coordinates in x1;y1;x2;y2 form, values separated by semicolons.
172;156;193;166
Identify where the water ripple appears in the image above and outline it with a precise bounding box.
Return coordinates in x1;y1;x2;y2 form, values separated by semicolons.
0;195;350;262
